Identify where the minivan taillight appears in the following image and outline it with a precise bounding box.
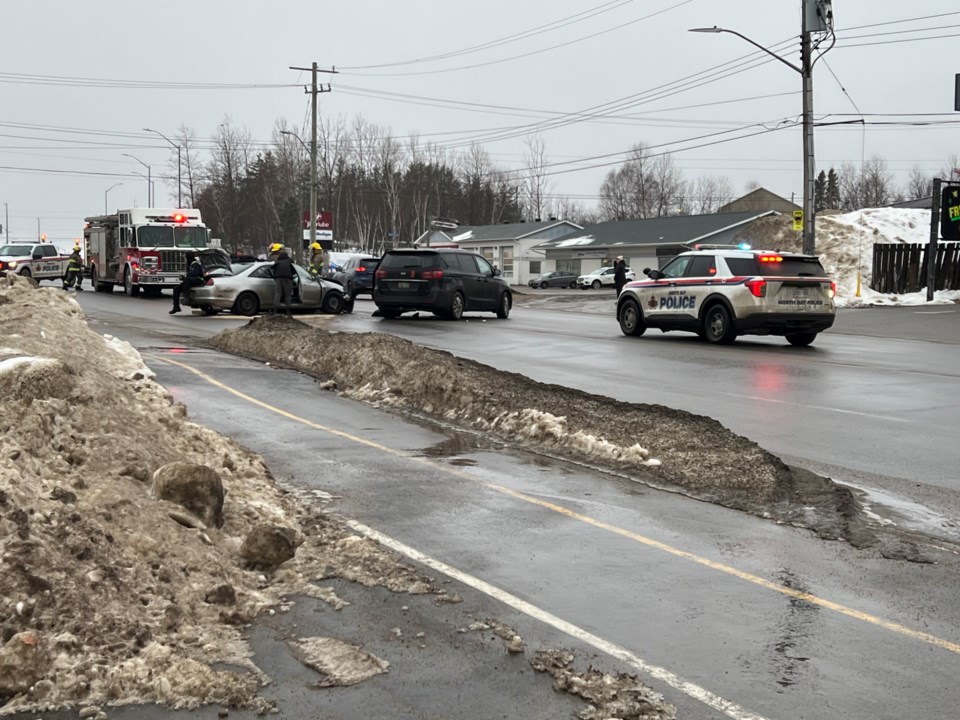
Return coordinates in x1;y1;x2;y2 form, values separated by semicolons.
357;265;367;273
375;269;386;280
420;269;444;280
744;278;767;297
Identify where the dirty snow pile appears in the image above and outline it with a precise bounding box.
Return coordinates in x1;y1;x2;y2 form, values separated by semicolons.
210;317;868;542
742;208;960;307
0;274;452;715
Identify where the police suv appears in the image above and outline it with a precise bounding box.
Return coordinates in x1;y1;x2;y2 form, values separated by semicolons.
0;242;71;283
616;243;836;346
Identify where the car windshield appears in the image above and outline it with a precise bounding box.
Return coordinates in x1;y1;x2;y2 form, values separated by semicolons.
0;245;34;257
379;252;438;269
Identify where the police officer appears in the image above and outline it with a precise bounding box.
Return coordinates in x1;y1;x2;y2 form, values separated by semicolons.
613;255;627;296
63;245;84;291
170;252;204;314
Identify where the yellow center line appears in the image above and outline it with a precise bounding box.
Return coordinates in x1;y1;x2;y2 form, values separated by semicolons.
148;352;960;657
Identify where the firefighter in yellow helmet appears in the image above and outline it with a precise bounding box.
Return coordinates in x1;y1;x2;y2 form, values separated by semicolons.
267;243;285;262
63;245;84;291
308;242;325;278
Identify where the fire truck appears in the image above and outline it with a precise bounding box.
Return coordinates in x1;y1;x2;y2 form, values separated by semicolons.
83;208;210;295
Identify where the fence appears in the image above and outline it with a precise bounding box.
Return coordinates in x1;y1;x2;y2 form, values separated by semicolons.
871;242;960;294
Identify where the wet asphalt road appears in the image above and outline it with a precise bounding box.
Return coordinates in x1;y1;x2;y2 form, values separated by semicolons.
46;288;960;718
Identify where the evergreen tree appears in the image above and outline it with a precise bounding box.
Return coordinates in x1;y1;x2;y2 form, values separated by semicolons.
814;170;827;212
826;168;841;209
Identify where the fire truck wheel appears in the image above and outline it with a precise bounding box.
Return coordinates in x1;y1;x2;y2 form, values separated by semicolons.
124;268;140;297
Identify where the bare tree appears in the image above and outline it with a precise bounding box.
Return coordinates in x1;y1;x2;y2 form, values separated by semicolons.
173;125;201;208
201;116;253;245
522;134;553;221
688;175;734;214
939;154;960;181
905;165;933;200
651;153;685;217
860;155;894;207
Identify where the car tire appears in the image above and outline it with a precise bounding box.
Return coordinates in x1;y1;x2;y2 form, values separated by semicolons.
321;290;344;314
341;296;355;314
496;292;511;319
19;268;32;278
379;307;401;319
786;332;818;347
591;280;601;290
618;299;647;337
448;291;465;320
568;280;577;289
540;281;548;289
200;305;220;316
124;267;140;297
702;304;736;344
234;291;260;317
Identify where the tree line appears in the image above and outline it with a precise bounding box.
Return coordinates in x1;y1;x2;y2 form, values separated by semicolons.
160;115;956;255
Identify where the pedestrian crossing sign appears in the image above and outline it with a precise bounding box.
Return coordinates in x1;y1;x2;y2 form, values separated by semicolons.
792;210;804;231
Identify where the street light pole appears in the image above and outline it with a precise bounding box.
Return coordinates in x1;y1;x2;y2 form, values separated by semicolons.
122;153;153;206
143;128;182;207
691;7;828;255
104;182;123;214
280;130;310;255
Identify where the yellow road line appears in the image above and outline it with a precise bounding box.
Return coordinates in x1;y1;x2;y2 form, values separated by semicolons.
148;352;960;657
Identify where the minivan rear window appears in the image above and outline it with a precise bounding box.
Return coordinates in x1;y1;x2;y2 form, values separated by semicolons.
379;252;439;269
726;256;827;277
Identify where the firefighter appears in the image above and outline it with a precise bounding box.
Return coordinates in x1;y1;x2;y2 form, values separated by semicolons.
272;247;295;315
63;245;84;291
308;242;324;278
267;243;284;262
170;252;204;314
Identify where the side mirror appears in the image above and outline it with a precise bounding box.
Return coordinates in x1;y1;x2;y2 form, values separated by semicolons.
645;268;662;280
492;267;501;277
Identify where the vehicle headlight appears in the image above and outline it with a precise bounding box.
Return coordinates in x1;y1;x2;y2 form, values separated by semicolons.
8;261;16;268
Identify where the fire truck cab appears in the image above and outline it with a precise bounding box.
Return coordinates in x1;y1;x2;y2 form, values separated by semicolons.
83;208;209;296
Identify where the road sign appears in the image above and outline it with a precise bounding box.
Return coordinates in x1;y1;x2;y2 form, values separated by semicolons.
792;209;804;232
941;185;960;240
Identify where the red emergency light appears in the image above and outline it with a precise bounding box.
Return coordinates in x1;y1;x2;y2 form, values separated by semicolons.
172;213;186;223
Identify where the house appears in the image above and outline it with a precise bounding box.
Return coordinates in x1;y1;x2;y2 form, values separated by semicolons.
533;211;778;276
413;219;582;285
719;188;800;214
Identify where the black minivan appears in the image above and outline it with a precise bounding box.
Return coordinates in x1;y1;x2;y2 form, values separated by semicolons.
373;248;512;320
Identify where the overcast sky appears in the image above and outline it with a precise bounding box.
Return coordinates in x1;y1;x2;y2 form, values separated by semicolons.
2;0;958;246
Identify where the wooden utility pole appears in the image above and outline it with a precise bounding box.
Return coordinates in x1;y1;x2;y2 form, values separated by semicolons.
289;63;337;252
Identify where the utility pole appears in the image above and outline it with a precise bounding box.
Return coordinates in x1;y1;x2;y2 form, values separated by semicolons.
801;4;816;256
289;63;336;253
3;202;8;244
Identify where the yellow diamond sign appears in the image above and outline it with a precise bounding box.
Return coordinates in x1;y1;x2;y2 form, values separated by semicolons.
792;209;804;232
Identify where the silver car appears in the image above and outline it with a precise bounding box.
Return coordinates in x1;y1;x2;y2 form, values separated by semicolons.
190;261;346;316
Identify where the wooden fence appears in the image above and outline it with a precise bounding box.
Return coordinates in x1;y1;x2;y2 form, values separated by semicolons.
871;242;960;294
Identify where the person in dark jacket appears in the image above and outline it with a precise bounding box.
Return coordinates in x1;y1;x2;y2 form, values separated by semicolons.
63;245;84;291
613;255;627;296
272;249;295;315
170;252;204;314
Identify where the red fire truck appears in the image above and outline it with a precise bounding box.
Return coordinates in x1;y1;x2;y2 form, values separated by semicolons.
83;208;210;295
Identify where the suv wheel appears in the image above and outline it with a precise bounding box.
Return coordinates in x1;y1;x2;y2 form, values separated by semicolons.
786;332;818;347
618;299;646;337
496;292;511;319
702;304;736;344
591;279;601;290
448;291;464;320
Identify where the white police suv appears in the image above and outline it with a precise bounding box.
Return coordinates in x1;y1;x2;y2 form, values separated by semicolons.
616;243;836;346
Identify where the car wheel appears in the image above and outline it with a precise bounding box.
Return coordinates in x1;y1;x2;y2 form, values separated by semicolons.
321;290;344;314
591;280;601;290
618;299;646;337
568;280;577;289
540;281;548;289
786;332;818;347
379;307;402;319
19;268;32;278
124;267;140;297
496;292;511;319
234;291;260;316
200;305;219;316
448;291;465;320
341;296;355;314
702;304;736;344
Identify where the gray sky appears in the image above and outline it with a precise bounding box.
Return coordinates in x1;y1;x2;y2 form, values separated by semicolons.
2;0;958;245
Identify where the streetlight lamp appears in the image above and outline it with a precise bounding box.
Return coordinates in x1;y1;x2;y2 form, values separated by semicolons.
122;153;152;206
690;19;828;255
143;128;182;207
104;182;123;214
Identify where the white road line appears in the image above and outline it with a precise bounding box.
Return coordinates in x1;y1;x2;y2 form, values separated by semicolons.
346;519;769;720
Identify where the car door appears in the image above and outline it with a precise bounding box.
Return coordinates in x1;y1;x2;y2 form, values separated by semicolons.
453;253;486;309
642;256;693;325
472;255;500;309
296;265;324;307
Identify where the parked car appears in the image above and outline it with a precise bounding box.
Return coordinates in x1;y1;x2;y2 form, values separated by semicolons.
577;266;636;289
616;244;836;346
332;255;380;298
528;271;578;289
373;248;512;320
188;261;346;316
